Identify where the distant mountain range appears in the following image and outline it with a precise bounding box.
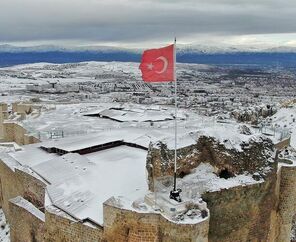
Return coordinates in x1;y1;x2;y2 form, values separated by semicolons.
1;44;296;67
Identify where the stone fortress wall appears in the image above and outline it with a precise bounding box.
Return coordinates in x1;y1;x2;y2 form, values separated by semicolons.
0;103;8;139
103;199;209;242
276;165;296;241
0;160;46;221
0;101;295;241
44;207;104;242
200;155;296;242
9;196;45;242
202;180;278;242
0;102;40;145
1;122;40;145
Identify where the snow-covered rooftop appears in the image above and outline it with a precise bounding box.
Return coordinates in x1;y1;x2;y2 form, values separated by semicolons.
94;108;174;123
39;146;147;224
18;102;276;153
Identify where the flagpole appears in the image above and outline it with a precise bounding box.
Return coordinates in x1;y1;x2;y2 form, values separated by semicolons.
173;37;177;192
170;37;181;202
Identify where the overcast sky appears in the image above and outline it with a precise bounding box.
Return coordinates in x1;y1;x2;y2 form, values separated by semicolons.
1;0;296;48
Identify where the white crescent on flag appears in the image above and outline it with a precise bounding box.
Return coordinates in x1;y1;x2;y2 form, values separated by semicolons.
155;56;168;74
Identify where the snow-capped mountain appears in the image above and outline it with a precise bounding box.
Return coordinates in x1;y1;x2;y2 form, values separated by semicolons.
0;44;138;53
1;44;296;67
1;44;296;54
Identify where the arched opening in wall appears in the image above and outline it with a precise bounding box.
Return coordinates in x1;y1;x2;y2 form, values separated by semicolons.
291;214;296;242
218;168;234;179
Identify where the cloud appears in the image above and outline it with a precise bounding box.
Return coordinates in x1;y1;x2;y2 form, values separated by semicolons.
1;0;296;46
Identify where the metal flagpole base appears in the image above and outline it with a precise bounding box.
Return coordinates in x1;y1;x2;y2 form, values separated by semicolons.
169;189;182;202
169;172;182;202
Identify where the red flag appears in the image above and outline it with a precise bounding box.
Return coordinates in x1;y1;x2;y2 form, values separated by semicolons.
139;44;175;82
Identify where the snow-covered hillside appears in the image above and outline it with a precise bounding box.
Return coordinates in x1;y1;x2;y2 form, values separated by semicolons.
265;105;296;148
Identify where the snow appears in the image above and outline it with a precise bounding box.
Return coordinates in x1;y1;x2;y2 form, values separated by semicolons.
9;143;58;167
0;146;14;153
292;221;296;242
19;102;267;152
1;61;290;227
27;145;148;225
0;100;274;225
0;209;9;242
98;108;174;122
150;162;263;207
10;196;45;222
263;105;296;148
0;143;22;152
0;153;22;171
180;163;263;194
32;153;92;184
22;103;123;137
108;195;209;225
277;146;296;168
107;161;261;225
0;61;142;83
2;43;296;55
162;208;208;225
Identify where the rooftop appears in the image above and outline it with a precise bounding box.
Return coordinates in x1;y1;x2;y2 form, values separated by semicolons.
8;143;148;225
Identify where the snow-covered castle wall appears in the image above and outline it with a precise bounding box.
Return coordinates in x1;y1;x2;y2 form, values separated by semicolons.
1;122;40;145
0;102;40;145
0;158;46;221
103;198;209;242
44;207;104;242
0;103;8;140
202;179;277;242
274;136;291;150
9;196;45;242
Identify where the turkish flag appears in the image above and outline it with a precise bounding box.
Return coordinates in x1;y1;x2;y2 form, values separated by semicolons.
139;44;175;82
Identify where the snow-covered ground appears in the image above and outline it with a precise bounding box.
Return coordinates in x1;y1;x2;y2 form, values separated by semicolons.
292;221;296;242
19;102;269;152
0;147;11;153
0;209;10;242
180;163;263;194
1;61;296;227
264;105;296;148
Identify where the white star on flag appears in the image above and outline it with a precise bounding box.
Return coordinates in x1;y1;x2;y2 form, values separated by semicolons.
147;63;154;70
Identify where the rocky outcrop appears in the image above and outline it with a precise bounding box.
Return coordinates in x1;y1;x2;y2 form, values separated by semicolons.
146;136;276;190
231;105;277;124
